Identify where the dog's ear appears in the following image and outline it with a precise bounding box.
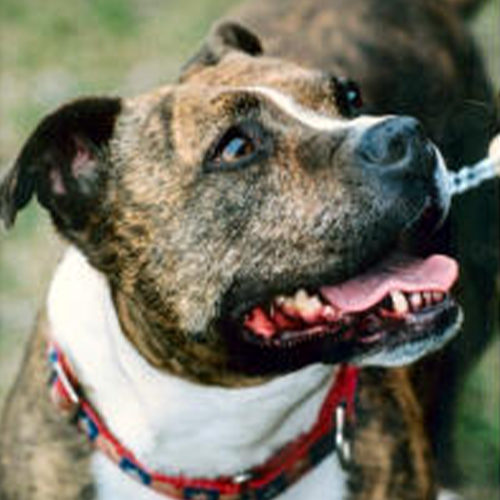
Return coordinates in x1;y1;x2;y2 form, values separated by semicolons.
180;21;263;79
0;97;121;231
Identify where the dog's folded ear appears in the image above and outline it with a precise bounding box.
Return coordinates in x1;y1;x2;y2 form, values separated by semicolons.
0;97;121;231
180;21;263;79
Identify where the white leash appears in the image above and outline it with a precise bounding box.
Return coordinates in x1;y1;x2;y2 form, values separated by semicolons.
447;133;500;197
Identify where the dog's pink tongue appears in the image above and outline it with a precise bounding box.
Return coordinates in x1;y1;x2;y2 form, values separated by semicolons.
320;254;458;313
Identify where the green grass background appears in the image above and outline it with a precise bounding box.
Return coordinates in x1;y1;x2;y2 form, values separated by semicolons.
0;0;498;498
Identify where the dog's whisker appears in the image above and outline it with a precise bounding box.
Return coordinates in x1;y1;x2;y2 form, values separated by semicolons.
461;98;490;112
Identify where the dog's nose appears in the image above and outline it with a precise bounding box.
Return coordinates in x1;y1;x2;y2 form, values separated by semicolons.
356;116;431;173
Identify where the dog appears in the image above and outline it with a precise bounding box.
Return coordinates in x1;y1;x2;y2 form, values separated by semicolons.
0;0;497;498
230;0;499;484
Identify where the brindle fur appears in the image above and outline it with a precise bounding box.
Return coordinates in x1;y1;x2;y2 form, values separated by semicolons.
349;369;435;500
0;0;497;498
0;315;94;500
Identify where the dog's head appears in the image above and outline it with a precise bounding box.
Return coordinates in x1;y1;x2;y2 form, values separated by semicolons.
0;23;460;385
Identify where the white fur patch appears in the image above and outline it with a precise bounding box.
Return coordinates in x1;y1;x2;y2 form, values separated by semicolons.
247;85;386;132
432;146;452;215
249;86;344;131
47;247;346;500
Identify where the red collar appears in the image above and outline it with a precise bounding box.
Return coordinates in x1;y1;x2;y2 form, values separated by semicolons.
48;340;358;500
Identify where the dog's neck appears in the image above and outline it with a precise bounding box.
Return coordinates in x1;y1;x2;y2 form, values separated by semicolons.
47;247;347;500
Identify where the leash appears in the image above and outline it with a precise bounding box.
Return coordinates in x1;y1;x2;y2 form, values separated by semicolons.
47;340;359;500
447;133;500;196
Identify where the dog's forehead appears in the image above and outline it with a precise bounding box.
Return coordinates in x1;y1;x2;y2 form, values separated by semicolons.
182;53;337;108
169;83;344;164
128;55;337;119
185;53;314;85
121;56;345;165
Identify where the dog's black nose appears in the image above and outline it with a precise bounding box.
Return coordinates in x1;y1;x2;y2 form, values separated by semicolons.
356;116;431;172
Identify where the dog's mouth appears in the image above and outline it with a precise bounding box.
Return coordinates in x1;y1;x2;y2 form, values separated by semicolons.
227;252;460;369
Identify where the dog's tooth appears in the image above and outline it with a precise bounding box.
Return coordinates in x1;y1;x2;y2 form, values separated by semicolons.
269;302;274;315
432;291;444;302
296;295;323;323
390;290;408;314
295;290;319;309
305;296;323;311
276;292;300;314
322;305;339;322
275;296;287;306
294;289;310;304
276;289;326;321
423;292;433;305
409;292;422;311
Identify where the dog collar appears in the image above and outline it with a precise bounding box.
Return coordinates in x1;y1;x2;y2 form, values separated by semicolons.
47;340;358;500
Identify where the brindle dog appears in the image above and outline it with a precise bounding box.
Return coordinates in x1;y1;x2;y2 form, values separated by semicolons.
0;0;497;498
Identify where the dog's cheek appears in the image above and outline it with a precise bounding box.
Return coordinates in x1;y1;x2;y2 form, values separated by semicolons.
112;285;236;385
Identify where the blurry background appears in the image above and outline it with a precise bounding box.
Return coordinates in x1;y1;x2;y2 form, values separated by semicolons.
0;0;498;498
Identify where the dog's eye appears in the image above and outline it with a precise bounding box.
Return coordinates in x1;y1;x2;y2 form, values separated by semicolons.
220;135;255;163
334;77;363;117
205;122;268;172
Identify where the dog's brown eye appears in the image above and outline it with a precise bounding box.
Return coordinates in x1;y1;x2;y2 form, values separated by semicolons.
205;122;269;172
220;135;255;163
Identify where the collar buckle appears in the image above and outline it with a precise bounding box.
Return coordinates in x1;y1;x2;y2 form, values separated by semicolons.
334;402;353;469
233;471;254;485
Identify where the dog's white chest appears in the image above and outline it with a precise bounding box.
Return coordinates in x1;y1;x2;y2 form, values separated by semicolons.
47;248;348;500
